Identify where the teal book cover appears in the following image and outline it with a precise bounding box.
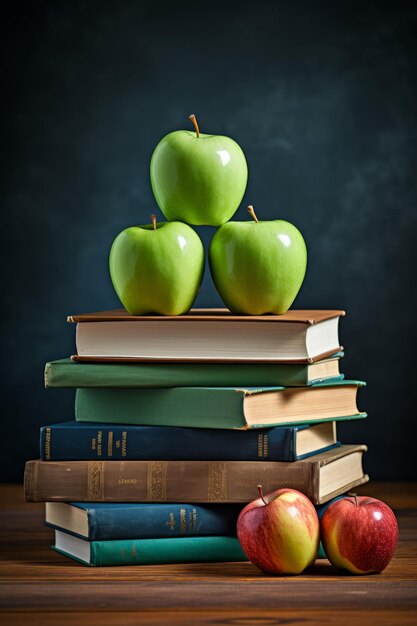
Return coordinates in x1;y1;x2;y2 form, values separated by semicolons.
53;532;248;566
75;380;366;430
45;353;344;388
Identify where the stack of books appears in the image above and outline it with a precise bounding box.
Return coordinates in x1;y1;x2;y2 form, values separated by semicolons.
24;308;368;567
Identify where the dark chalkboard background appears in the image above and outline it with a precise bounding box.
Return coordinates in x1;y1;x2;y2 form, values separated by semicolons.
2;0;416;481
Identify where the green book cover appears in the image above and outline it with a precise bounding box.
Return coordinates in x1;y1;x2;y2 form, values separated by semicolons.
53;533;247;566
75;380;366;430
45;354;344;389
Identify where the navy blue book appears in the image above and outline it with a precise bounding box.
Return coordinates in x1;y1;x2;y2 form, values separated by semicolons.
40;421;340;462
45;501;243;540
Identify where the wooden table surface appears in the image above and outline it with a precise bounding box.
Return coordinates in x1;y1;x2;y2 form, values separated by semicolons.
1;483;417;626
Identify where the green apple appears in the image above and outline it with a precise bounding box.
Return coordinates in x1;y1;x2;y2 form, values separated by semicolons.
150;114;248;226
109;216;205;315
209;206;307;315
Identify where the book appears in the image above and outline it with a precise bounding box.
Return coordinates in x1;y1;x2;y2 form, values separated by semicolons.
24;444;369;505
45;501;243;540
74;380;366;429
53;530;247;566
68;308;345;363
44;353;344;388
45;500;326;558
40;421;340;462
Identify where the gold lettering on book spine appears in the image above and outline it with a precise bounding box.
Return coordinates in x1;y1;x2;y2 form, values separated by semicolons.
44;428;51;460
87;461;104;500
208;462;227;501
147;461;167;501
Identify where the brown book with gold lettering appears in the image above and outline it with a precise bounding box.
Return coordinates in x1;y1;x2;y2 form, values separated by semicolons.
24;444;368;505
68;308;345;363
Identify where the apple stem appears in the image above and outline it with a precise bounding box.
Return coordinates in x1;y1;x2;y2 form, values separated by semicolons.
188;113;200;138
151;214;157;230
348;492;358;506
247;205;259;223
257;485;267;506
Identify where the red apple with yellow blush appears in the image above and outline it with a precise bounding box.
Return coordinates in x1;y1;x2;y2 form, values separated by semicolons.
237;486;320;575
320;493;399;574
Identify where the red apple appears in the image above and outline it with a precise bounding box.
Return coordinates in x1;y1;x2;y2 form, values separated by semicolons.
320;493;399;574
237;486;320;575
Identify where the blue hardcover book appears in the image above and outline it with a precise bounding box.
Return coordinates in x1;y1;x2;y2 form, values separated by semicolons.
45;501;243;540
40;421;341;462
46;500;329;558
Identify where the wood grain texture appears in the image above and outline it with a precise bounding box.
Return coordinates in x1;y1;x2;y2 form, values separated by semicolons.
0;483;416;625
1;611;416;626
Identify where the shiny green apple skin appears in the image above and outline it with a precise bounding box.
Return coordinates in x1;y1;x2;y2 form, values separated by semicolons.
150;130;248;226
109;221;205;315
209;220;307;315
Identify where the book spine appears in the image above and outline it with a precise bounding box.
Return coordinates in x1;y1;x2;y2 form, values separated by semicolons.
44;360;311;388
75;387;247;429
90;536;248;566
88;503;243;540
24;458;318;503
23;457;37;501
40;423;300;462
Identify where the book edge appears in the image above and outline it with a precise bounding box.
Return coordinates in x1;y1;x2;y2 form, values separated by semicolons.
68;309;346;324
317;474;370;505
70;346;344;364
